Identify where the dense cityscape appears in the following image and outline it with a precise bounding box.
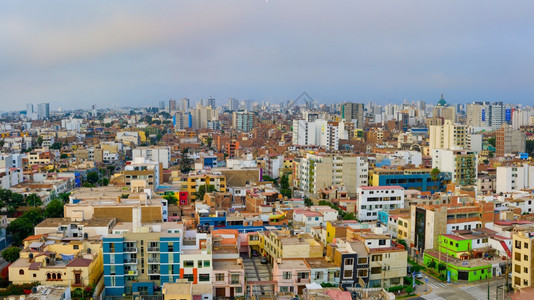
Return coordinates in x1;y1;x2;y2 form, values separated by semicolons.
0;96;532;300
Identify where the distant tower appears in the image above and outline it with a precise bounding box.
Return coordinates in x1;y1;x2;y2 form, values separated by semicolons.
169;99;177;112
207;97;216;108
37;103;50;119
26;104;34;114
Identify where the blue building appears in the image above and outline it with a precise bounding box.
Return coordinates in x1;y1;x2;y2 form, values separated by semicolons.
371;169;451;194
103;220;183;296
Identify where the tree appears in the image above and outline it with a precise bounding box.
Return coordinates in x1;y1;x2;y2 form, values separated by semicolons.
25;193;42;207
86;171;99;185
427;260;437;269
60;154;68;159
36;136;43;147
8;208;45;246
487;137;496;147
194;184;216;200
304;197;313;207
1;247;21;263
50;142;62;150
527;140;534;155
163;194;178;205
280;175;292;198
438;263;447;273
430;168;440;181
342;213;357;220
206;137;213;149
45;199;64;218
179;148;194;174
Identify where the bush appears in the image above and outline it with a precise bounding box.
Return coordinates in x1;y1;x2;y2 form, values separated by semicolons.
405;286;414;295
387;285;406;293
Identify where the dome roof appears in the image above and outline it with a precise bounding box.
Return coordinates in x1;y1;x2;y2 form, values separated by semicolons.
437;94;448;106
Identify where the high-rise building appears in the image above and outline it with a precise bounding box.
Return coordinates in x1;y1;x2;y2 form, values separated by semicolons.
298;153;368;197
429;120;467;150
228;98;239;111
432;94;456;122
496;164;534;194
207;97;216;108
496;124;526;157
466;101;506;131
26;103;34;114
180;98;190;112
174;112;191;130
159;101;165;111
341;102;364;129
232;111;255;132
512;228;534;290
168;99;177;112
191;105;218;129
432;149;478;186
37;103;50;119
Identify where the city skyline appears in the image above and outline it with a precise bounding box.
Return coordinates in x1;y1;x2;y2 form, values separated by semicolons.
1;1;534;110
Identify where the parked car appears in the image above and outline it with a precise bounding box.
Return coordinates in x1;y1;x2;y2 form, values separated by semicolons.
416;272;423;279
261;257;268;264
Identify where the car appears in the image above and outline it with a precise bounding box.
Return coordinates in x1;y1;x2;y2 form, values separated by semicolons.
252;250;260;257
261;257;268;264
416;272;423;279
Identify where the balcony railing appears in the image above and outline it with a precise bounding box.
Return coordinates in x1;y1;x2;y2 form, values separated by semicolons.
124;258;137;264
124;247;137;253
148;269;160;275
147;258;160;264
147;247;160;252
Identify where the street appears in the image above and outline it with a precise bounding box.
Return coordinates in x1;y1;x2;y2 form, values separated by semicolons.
412;274;510;300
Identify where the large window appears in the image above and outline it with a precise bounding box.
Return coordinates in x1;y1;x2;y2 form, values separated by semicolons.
230;274;240;284
283;272;292;279
344;258;354;266
343;270;353;279
183;274;194;282
184;260;194;267
199;274;210;282
215;273;225;281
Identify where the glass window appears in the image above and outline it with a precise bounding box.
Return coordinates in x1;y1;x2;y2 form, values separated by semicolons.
184;260;194;267
199;274;210;282
216;273;225;281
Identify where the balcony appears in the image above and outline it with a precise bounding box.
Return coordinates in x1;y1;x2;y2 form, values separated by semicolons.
147;258;160;264
124;247;137;253
148;269;160;275
124;258;138;264
147;247;160;252
125;270;138;276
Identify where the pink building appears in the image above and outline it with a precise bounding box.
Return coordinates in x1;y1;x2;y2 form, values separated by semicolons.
272;258;311;295
212;259;245;298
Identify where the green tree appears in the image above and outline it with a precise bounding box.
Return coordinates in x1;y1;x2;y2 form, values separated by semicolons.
50;142;62;150
45;199;64;218
280;175;292;198
206;137;213;149
25;193;42;207
342;213;357;220
57;192;71;203
427;260;437;269
430;168;440;181
86;171;99;185
304;197;313;207
163;194;178;205
487;137;496;147
8;208;45;246
179;148;194;174
1;247;21;263
527;140;534;155
194;184;216;200
438;263;447;273
36;136;44;146
60;153;68;159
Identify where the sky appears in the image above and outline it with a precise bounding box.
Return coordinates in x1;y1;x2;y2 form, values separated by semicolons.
1;1;533;111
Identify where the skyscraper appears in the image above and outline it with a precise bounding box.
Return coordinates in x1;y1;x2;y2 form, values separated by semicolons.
207;97;216;108
341;102;364;129
228;98;239;111
232;111;254;132
37;103;50;119
180;98;190;112
168;99;177;112
26;104;34;114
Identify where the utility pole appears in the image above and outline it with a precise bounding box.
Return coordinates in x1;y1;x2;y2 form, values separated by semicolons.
487;265;490;300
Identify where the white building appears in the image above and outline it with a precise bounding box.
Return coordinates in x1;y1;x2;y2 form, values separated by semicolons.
133;146;171;169
429;120;467;150
356;186;404;221
496;164;534;194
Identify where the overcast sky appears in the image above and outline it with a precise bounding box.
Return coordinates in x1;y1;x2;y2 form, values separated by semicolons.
1;1;533;111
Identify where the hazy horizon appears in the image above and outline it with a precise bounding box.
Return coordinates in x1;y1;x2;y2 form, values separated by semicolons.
1;1;533;111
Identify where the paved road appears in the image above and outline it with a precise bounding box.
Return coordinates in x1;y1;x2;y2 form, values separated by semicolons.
413;274;510;300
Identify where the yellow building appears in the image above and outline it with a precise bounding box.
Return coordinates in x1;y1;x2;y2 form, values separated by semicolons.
258;229;323;262
9;236;103;289
512;228;534;290
172;172;227;201
397;216;411;241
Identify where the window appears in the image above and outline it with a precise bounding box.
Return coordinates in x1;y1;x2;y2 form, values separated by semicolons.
199;274;210;282
183;274;194;282
283;272;292;279
315;271;323;280
109;243;115;253
19;269;24;275
230;274;240;284
198;260;203;268
344;258;354;266
216;273;225;281
372;254;382;262
184;260;194;267
371;267;382;274
379;240;386;245
203;260;210;267
525;255;528;261
343;269;353;279
73;245;79;250
168;243;174;252
235;286;243;294
358;269;368;277
358;257;368;264
525;243;529;249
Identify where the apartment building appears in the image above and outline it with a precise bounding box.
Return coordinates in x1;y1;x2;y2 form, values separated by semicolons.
258;229;323;262
356;186;404;221
512;227;534;290
496;124;526;157
370;168;450;194
429;120;467;150
123;157;163;188
298;153;368;198
432;149;478;186
133;146;171;169
103;214;184;296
